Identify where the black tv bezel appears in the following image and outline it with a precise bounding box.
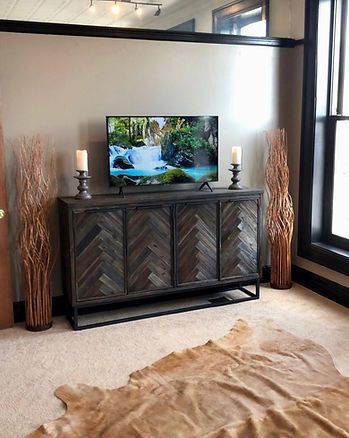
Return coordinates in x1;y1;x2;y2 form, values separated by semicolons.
106;115;219;188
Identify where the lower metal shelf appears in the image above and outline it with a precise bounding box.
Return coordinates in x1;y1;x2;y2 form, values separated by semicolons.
66;280;260;330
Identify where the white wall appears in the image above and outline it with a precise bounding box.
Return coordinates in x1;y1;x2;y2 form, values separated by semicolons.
270;0;304;39
0;32;292;300
290;0;305;39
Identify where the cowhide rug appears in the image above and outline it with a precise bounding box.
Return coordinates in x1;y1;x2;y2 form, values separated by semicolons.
31;319;349;437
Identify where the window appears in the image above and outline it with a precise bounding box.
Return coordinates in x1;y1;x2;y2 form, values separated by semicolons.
213;0;269;37
299;0;349;275
325;0;349;244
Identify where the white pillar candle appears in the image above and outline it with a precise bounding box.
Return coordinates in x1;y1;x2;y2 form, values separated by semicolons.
76;149;88;172
231;146;242;165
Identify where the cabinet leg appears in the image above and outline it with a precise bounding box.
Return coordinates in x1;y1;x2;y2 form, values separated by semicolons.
73;307;79;330
66;305;79;330
255;279;260;299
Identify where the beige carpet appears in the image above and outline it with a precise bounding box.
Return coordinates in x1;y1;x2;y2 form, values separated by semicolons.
1;284;349;437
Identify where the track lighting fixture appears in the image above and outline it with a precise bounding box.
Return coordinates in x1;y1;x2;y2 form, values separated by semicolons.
90;1;162;16
154;5;161;16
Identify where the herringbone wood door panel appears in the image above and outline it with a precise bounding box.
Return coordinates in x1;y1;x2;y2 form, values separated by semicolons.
177;203;217;284
127;207;172;293
74;210;125;301
221;201;257;278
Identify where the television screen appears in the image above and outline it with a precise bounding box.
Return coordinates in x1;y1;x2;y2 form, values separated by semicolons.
107;116;218;187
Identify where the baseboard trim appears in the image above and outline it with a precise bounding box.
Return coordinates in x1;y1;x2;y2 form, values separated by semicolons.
13;296;66;324
261;265;271;283
292;265;349;308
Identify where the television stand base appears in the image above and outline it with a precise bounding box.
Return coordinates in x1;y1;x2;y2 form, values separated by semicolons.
66;281;260;330
199;181;213;192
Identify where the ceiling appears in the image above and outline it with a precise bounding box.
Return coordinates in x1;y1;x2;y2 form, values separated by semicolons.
0;0;184;28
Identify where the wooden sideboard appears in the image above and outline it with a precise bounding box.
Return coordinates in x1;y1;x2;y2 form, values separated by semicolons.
58;189;263;329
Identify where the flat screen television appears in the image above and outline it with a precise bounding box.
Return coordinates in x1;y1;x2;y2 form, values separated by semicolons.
107;116;218;187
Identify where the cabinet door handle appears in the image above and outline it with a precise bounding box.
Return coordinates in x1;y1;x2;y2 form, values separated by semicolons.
0;209;5;220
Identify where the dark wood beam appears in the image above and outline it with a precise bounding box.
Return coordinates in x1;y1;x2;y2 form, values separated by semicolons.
0;19;298;47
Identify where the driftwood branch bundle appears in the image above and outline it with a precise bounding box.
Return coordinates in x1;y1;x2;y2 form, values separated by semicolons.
265;129;294;289
16;136;57;330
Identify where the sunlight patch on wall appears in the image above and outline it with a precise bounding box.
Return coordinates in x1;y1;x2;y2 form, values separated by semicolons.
230;46;277;130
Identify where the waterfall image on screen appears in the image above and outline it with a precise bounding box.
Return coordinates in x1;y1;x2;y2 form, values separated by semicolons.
107;116;218;187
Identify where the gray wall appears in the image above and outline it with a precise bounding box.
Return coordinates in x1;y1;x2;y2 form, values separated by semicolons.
0;32;294;300
4;3;345;303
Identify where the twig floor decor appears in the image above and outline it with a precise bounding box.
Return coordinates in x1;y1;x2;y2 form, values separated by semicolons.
16;136;56;331
266;129;294;289
30;319;349;437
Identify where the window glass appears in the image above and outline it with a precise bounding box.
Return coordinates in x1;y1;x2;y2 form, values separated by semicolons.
341;3;349;114
213;1;267;37
240;16;267;36
332;121;349;238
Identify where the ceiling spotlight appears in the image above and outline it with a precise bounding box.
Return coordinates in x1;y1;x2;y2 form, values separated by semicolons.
111;1;119;14
89;0;96;13
154;5;161;16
